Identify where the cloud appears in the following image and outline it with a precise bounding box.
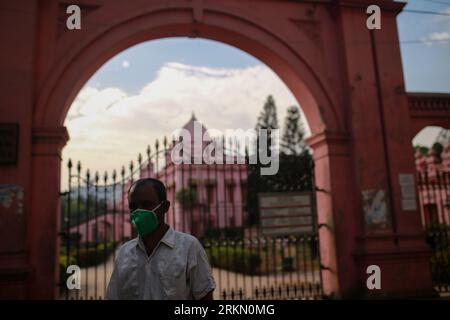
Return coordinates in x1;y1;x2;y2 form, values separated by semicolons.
421;31;450;46
429;31;450;41
61;62;308;188
416;5;450;46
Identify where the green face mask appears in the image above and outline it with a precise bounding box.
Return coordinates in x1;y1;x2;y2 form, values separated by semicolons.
130;202;163;237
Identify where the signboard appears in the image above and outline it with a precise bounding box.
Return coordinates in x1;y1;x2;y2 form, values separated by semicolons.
258;192;314;236
0;123;19;165
399;173;417;211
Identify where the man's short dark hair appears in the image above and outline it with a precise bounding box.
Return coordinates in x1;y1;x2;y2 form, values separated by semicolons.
128;178;167;202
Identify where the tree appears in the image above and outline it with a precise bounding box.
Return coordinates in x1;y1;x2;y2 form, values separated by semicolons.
256;95;279;131
255;95;279;157
432;142;443;158
414;145;429;156
176;187;197;209
247;97;314;227
280;105;306;156
246;96;280;226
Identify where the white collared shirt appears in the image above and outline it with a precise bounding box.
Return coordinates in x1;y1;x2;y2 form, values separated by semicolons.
106;225;216;300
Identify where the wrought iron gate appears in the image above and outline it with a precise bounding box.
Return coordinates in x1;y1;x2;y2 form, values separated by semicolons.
417;171;450;295
59;137;322;299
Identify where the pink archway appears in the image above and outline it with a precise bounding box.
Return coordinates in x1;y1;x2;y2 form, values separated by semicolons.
0;0;438;299
35;8;343;134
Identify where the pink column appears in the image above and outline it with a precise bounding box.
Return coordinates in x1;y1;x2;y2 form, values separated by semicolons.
307;132;358;298
28;127;68;299
332;2;435;298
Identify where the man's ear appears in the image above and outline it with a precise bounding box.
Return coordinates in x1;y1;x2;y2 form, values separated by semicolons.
160;200;170;213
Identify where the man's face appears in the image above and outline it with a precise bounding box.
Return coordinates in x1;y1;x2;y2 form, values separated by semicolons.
128;184;161;214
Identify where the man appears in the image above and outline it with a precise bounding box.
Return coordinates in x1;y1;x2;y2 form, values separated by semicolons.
106;178;216;300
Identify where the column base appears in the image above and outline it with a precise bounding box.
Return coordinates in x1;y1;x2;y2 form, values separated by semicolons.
0;265;32;299
351;234;437;299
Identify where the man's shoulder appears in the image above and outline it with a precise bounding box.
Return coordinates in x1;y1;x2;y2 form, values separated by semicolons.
173;230;201;248
116;238;138;257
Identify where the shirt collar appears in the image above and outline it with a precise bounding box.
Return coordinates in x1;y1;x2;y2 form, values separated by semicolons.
136;225;176;252
160;225;176;248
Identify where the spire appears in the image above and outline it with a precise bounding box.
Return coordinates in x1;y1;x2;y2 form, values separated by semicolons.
191;111;197;121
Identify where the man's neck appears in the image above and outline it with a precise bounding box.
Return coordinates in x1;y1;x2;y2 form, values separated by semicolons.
142;223;169;257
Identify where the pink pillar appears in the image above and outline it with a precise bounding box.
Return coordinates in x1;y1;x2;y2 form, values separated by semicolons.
334;3;435;298
307;132;359;297
28;127;68;299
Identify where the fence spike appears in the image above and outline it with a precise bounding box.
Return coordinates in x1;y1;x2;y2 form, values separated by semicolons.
129;160;134;173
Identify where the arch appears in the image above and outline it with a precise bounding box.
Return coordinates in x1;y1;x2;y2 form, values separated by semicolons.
34;4;343;135
407;93;450;139
410;121;450;141
29;1;347;299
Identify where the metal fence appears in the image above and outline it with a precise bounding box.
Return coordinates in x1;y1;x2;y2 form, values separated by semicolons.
59;137;322;300
417;170;450;294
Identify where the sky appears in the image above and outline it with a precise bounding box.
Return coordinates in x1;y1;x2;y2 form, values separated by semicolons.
61;0;450;189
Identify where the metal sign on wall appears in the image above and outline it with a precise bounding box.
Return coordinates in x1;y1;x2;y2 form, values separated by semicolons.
258;192;314;236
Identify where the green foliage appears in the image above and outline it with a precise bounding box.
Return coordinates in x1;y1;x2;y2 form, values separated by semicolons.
255;95;279;131
430;249;450;285
414;143;444;157
425;222;450;285
281;105;306;156
425;222;450;251
414;145;429;156
77;241;118;268
246;96;313;226
432;142;443;157
270;151;314;192
206;245;262;275
176;187;197;208
60;241;118;270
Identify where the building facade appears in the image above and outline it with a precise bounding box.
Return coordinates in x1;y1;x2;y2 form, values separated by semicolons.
69;114;248;242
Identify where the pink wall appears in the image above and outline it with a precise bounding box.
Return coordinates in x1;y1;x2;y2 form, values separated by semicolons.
68;212;132;244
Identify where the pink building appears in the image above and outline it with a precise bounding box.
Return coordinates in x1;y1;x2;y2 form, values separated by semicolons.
140;114;249;238
69;213;132;244
71;114;248;243
415;137;450;227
